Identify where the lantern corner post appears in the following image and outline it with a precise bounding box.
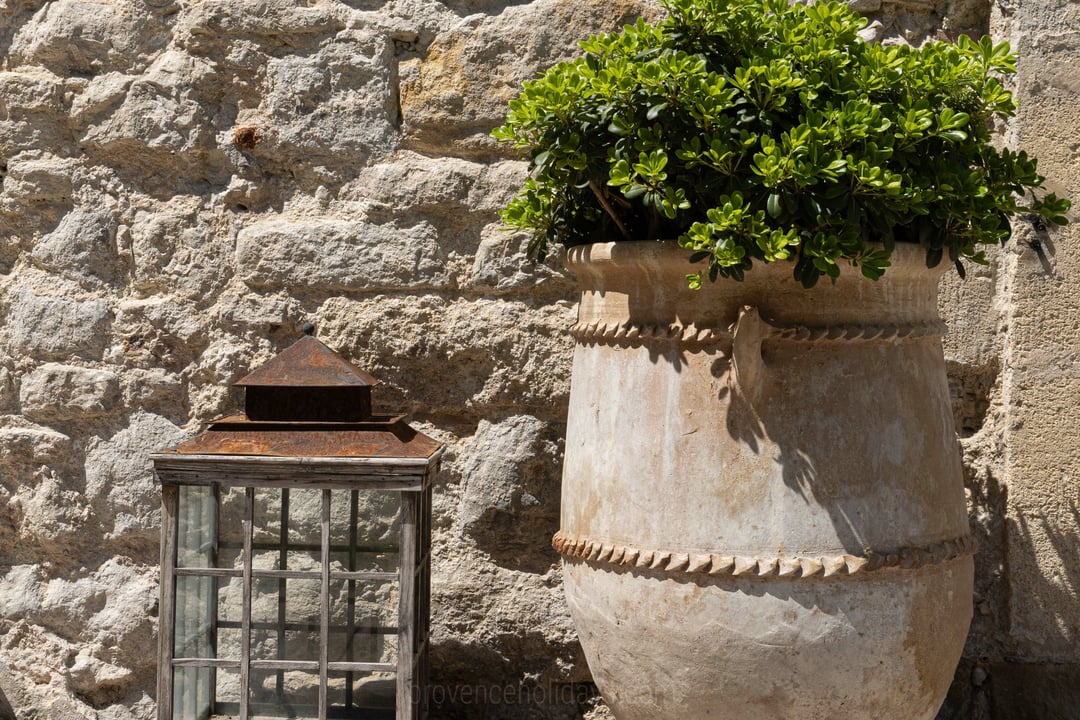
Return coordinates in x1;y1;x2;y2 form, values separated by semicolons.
157;477;179;720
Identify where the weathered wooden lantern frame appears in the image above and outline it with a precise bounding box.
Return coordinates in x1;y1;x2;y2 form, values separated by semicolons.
153;335;442;720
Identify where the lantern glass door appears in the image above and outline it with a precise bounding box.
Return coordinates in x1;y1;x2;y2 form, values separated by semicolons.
169;485;404;720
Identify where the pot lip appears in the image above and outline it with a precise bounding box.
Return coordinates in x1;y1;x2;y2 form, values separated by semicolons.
565;240;943;278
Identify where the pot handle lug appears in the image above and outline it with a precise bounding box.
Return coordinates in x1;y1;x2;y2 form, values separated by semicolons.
732;305;767;403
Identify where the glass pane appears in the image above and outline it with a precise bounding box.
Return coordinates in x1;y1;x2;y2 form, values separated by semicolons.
217;486;246;570
177;485;216;569
172;666;212;720
329;578;397;664
213;667;241;717
252;488;322;572
174;575;215;659
174;575;241;661
251;577;323;662
218;485;246;542
249;669;320;719
216;573;243;661
331;671;396;718
177;485;247;570
329;490;400;573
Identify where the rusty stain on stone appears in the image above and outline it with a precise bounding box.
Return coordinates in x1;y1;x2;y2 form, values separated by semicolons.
232;125;261;148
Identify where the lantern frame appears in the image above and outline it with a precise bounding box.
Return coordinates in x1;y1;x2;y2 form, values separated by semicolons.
153;336;441;720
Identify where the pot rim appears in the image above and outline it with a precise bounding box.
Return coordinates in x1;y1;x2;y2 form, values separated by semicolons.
565;240;944;281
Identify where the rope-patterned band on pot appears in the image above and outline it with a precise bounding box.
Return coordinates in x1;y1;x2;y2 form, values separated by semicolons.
570;321;731;346
569;318;947;347
552;530;977;579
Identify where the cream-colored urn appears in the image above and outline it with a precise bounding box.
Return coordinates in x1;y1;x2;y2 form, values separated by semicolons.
556;242;973;720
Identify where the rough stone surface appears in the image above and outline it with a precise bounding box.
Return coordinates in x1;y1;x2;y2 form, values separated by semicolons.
933;2;1080;716
5;288;111;361
236;218;449;291
990;1;1080;706
19;363;122;422
0;0;1073;718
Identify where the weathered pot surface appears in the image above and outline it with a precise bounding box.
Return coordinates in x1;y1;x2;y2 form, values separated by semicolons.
557;241;974;720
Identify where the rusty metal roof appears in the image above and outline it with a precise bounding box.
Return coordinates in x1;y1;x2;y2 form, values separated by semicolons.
236;335;378;387
157;333;442;462
162;414;442;459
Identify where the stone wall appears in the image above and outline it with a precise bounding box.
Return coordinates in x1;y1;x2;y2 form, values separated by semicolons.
936;1;1080;717
0;1;1077;719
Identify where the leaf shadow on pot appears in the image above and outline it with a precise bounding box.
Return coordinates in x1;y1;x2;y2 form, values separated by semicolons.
710;346;893;558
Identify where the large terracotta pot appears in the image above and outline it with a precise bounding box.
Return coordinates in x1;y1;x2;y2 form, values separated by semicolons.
556;241;974;720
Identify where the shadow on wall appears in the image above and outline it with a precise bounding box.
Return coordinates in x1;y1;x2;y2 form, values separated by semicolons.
940;501;1080;719
428;636;599;720
0;685;14;720
1007;500;1080;654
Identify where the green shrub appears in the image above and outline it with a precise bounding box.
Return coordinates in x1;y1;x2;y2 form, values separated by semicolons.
493;0;1070;287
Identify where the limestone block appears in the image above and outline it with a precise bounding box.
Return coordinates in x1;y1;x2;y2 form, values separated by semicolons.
0;560;157;714
457;414;559;563
68;72;136;128
0;367;14;414
66;647;133;706
939;247;1003;369
255;30;398;163
0;417;74;480
11;470;92;550
212;291;302;331
428;549;584;705
127;209;231;299
83;560;158;663
236;218;448;291
21;560;157;661
0;71;62;113
83;411;188;540
472;160;531;212
175;0;344;53
0;620;81;687
6;288;110;360
0;157;75;205
112;297;208;368
8;0;173;76
30;207;119;284
1000;10;1080;664
341;152;484;215
19;363;121;422
119;367;185;419
83;68;215;154
468;222;573;292
399;0;655;157
0;566;44;621
189;337;255;388
0;72;66;152
0;626;99;719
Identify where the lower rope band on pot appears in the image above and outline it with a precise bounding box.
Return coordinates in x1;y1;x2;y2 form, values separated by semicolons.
552;530;977;579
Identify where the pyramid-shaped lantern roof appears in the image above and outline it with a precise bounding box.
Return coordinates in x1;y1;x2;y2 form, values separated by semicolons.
236;335;379;389
235;333;379;423
159;330;442;459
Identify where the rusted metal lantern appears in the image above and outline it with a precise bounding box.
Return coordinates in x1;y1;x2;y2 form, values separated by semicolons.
153;331;442;720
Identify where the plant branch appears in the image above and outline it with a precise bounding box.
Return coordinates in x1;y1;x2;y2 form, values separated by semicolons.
590;181;633;241
647;207;661;242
